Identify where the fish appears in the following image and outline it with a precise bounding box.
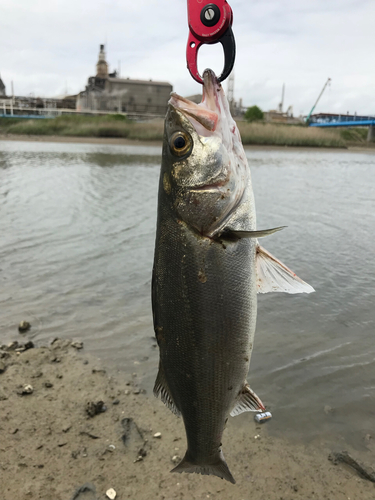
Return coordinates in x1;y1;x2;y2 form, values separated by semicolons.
152;69;314;484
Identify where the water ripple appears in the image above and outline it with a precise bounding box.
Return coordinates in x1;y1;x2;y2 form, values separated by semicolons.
1;140;375;446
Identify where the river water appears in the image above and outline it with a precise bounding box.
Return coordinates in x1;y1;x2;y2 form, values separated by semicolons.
0;140;374;450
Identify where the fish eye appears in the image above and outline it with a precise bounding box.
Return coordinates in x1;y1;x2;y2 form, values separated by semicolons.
170;131;192;157
174;136;186;149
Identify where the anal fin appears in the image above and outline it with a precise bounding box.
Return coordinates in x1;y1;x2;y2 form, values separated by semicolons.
153;362;181;417
256;244;315;294
230;383;265;416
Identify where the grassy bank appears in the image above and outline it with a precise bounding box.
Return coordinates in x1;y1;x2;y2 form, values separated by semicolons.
0;115;164;141
239;122;348;148
0;115;370;148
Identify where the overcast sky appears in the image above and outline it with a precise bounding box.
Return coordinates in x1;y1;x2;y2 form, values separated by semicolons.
1;0;374;116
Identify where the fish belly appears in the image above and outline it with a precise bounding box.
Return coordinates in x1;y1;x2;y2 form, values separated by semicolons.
153;210;257;468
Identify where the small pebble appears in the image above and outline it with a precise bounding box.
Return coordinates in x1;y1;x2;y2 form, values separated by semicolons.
18;321;31;333
108;444;116;451
106;489;116;500
71;340;83;350
124;390;130;395
7;341;18;351
92;368;106;374
44;382;53;388
133;389;140;395
18;384;34;395
112;399;120;405
86;401;107;417
254;435;261;440
172;455;181;464
153;432;162;439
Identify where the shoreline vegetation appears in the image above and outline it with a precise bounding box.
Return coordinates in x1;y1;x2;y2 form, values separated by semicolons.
1;339;375;500
0;115;371;148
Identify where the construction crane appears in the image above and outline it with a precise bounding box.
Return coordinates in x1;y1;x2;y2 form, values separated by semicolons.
306;78;331;123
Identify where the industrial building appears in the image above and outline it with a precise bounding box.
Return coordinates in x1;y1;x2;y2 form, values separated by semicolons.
0;76;6;96
76;45;173;116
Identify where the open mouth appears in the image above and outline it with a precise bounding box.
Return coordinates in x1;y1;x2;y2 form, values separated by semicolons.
169;70;221;133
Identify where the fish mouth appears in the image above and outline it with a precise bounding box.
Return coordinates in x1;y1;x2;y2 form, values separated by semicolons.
169;69;222;134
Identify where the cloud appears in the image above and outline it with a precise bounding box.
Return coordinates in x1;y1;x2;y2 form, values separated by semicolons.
1;0;374;115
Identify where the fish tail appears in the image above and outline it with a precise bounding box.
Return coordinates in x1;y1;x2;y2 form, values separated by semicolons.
171;450;235;484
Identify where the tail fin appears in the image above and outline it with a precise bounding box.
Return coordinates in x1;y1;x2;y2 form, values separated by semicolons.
171;450;235;484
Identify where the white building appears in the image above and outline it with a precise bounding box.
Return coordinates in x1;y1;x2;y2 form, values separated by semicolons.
77;45;172;115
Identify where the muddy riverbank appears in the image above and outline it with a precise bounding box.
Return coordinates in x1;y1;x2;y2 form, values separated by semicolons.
1;340;374;500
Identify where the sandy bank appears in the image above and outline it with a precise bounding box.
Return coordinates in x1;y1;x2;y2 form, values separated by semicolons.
1;340;374;500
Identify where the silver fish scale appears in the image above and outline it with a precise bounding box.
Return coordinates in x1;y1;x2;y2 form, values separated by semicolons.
153;199;257;464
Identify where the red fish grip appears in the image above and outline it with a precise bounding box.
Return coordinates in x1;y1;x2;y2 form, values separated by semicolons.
186;0;235;84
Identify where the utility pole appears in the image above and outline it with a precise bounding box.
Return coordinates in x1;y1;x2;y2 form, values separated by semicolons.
11;81;14;115
278;83;285;113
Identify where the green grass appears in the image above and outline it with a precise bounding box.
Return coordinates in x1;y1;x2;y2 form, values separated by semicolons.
0;115;370;148
238;122;347;148
339;127;368;142
0;114;164;141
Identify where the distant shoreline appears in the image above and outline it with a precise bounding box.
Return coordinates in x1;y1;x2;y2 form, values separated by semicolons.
0;133;162;147
1;133;375;153
1;114;372;149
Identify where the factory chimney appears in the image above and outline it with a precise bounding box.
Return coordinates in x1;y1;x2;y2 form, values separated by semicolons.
96;44;108;78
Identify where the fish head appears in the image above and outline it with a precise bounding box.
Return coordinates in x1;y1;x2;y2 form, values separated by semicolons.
162;69;249;237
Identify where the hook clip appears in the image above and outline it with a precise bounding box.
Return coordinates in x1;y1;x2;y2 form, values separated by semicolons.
186;0;236;84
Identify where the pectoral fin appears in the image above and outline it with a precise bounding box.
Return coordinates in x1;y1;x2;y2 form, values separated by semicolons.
220;226;286;240
153;362;181;417
256;244;315;294
230;383;266;416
